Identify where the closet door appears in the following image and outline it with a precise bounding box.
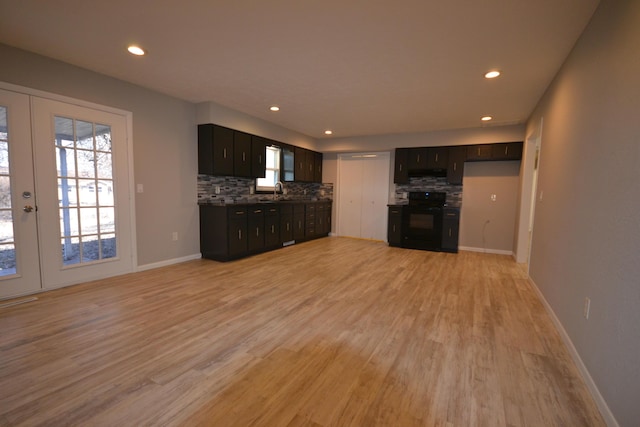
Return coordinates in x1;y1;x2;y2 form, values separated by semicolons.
337;153;390;241
337;157;363;238
360;155;390;240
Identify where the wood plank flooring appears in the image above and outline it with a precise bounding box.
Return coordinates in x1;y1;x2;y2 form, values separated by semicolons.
0;237;605;426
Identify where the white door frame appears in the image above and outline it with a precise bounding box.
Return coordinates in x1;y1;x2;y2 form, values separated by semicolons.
0;81;137;296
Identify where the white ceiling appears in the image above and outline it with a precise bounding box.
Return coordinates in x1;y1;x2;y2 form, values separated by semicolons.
0;0;600;139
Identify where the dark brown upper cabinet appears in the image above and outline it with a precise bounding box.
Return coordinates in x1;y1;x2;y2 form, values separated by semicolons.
313;151;323;183
198;124;234;176
447;146;466;185
491;142;523;160
251;136;267;178
407;147;429;171
394;148;409;184
426;147;449;170
466;144;493;161
233;131;252;178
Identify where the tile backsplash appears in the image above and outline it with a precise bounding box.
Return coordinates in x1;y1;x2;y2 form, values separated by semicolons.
394;176;462;207
198;175;333;204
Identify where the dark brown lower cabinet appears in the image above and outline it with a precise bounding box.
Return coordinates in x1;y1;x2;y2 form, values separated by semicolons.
200;201;332;261
264;206;280;249
387;206;403;247
441;208;460;253
200;205;247;261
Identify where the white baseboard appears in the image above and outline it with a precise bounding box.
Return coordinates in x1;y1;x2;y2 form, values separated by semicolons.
136;253;202;272
527;277;619;427
458;246;513;256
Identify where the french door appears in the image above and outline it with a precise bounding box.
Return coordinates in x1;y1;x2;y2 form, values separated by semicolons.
0;88;134;299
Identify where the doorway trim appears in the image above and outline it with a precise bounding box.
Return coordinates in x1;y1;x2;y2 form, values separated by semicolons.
0;81;137;283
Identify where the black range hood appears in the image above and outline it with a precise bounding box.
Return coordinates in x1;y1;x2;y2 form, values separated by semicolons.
408;168;447;178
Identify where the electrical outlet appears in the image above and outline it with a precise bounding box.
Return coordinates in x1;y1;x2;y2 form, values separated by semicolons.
584;297;591;319
136;183;144;193
490;194;497;202
172;232;178;241
215;185;221;194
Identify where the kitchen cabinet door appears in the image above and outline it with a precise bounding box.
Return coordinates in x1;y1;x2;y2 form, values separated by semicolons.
466;144;493;161
447;146;466;184
264;214;280;248
313;151;323;183
233;131;252;177
281;145;295;182
387;206;403;247
280;213;293;243
427;147;449;169
198;124;234;176
228;218;248;257
248;207;265;252
491;142;523;160
294;147;307;182
441;208;460;252
251;136;267;178
394;148;409;184
408;147;429;171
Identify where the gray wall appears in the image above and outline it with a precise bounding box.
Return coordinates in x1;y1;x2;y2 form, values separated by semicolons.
460;161;521;253
527;0;640;425
0;44;199;267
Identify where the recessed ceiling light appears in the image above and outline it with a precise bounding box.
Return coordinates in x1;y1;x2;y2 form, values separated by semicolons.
269;106;280;112
481;116;493;121
484;70;501;79
127;45;145;56
324;130;333;135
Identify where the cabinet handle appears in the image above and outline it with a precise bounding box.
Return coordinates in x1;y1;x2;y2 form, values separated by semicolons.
259;154;262;163
243;152;246;161
393;224;396;232
449;228;452;237
399;164;402;171
417;154;420;163
236;211;245;215
505;146;509;155
256;228;259;237
224;148;227;159
435;153;439;162
238;229;242;240
271;225;275;233
287;223;290;231
446;213;456;217
477;147;481;156
454;162;457;171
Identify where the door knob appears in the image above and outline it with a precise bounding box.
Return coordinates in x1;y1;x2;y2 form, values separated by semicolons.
23;205;34;213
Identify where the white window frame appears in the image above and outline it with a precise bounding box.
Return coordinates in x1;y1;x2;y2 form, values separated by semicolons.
256;145;281;192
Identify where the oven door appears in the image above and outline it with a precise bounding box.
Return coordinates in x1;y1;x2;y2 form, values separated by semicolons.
402;206;443;250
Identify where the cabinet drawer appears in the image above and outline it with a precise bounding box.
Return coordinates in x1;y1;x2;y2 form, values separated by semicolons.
227;207;247;218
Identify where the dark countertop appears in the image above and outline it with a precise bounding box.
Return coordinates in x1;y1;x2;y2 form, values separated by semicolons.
198;199;332;207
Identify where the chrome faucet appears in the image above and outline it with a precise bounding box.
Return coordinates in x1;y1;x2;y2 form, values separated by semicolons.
274;181;283;200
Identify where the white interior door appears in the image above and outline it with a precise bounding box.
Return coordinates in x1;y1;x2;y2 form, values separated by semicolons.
337;153;390;241
0;89;42;299
337;157;363;238
360;154;390;240
31;97;134;289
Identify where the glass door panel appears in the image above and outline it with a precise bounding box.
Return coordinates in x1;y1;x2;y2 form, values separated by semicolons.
0;89;41;299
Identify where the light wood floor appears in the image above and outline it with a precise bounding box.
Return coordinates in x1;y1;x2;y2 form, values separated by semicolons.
0;237;605;426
